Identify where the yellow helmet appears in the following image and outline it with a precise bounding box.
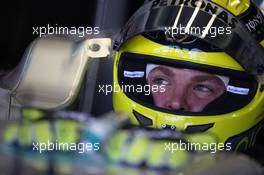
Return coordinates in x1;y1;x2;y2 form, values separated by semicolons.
113;0;264;152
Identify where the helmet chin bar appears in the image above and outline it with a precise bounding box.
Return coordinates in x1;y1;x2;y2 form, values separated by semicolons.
115;0;264;78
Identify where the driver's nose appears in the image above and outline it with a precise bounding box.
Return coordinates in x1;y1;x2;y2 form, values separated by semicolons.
165;89;188;112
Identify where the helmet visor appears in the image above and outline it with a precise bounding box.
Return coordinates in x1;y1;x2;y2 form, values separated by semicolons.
117;52;258;116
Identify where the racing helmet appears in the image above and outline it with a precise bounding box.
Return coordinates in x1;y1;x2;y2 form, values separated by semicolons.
113;0;264;151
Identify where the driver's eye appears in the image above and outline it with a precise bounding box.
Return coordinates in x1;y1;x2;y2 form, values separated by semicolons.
153;78;170;86
193;84;213;93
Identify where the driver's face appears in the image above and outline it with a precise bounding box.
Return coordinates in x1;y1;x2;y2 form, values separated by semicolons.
147;65;226;112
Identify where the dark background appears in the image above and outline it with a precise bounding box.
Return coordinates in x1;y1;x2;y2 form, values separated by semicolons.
1;0;143;71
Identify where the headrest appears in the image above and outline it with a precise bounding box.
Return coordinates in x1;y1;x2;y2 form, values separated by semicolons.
0;36;111;110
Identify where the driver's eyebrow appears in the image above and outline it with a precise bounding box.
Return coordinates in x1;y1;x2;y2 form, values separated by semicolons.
192;75;224;86
152;66;174;77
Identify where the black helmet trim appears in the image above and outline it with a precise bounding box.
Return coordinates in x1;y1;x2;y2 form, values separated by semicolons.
117;52;258;116
115;0;264;77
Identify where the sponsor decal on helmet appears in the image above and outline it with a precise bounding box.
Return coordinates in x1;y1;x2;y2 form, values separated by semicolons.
124;71;145;78
151;0;239;28
227;85;250;95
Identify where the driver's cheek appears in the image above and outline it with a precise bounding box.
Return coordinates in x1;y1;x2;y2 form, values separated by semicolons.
186;91;213;112
152;88;172;108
